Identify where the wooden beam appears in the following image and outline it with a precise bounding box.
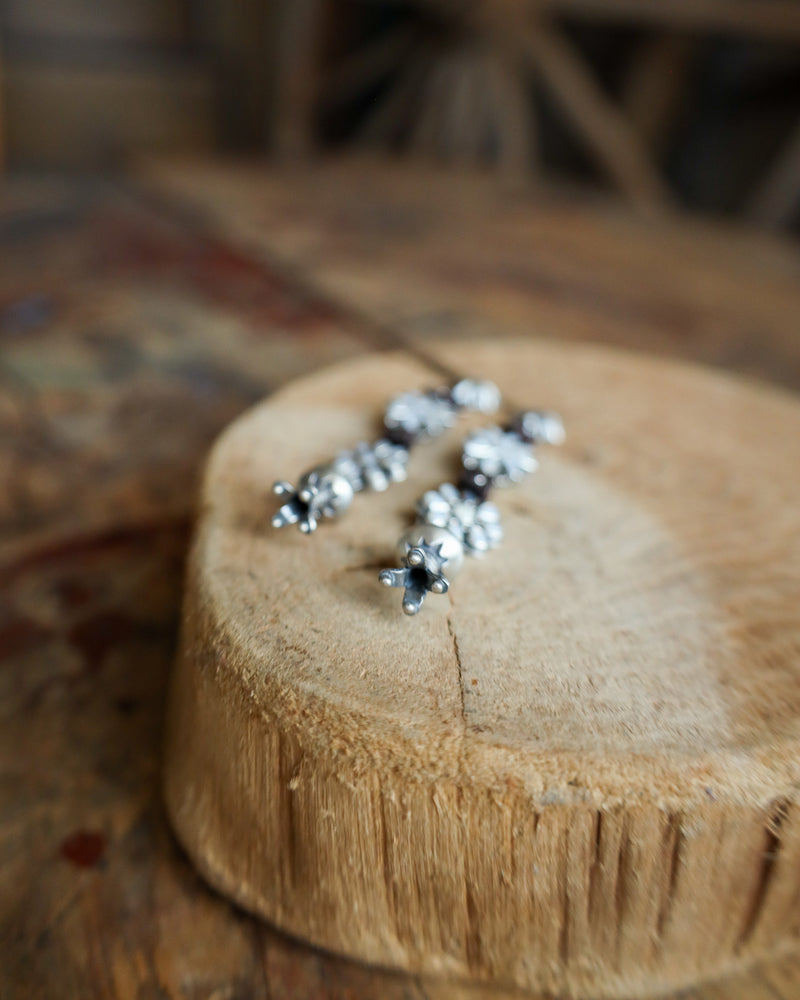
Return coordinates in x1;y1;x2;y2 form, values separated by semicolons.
484;53;536;175
322;25;416;106
271;0;324;157
522;19;671;212
543;0;800;43
746;117;800;228
355;52;428;146
622;34;694;158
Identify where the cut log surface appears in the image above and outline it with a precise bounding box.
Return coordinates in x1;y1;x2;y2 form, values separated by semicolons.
164;338;800;999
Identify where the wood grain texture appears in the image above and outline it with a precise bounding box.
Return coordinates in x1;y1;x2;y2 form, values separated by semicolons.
4;63;216;167
139;158;800;392
4;164;800;1000
165;339;800;998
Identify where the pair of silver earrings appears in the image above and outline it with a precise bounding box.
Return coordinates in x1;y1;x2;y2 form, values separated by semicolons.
271;379;563;615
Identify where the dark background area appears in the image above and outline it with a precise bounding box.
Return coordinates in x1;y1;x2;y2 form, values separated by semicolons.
1;0;799;229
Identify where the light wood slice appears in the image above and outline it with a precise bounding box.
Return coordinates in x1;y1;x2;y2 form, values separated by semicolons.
164;339;800;999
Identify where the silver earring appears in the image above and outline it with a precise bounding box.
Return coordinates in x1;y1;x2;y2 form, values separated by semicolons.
271;378;501;534
378;409;564;615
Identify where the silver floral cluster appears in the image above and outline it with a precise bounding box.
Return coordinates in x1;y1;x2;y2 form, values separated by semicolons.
384;390;456;441
450;378;502;414
383;378;501;441
334;439;409;493
380;485;503;614
514;409;566;447
272;438;409;533
462;426;538;486
272;377;505;535
417;483;502;556
380;406;565;614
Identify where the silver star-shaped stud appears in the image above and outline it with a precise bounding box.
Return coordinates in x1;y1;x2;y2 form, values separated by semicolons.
272;468;353;534
379;542;451;616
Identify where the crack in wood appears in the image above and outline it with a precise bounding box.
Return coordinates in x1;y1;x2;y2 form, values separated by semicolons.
446;605;467;729
656;811;684;943
278;730;300;894
613;813;631;970
559;829;571;967
737;801;790;951
588;809;604;932
464;876;482;973
376;775;398;936
339;559;392;573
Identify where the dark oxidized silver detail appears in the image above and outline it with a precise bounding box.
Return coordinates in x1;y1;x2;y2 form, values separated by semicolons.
379;526;464;615
271;469;354;534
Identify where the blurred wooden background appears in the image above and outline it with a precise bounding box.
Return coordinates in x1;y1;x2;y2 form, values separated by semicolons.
2;0;800;228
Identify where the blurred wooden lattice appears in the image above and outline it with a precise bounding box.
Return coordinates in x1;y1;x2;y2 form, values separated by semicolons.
271;0;800;225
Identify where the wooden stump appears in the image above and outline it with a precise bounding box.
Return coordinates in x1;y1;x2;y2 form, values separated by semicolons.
164;339;800;999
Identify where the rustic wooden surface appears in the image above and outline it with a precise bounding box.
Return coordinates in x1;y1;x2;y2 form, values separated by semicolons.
141;159;800;390
167;341;800;999
3;160;800;999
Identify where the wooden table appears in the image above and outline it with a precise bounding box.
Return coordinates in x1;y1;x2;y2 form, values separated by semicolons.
3;159;800;999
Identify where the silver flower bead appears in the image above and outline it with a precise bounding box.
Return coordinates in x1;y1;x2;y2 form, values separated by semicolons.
333;439;409;493
516;410;565;446
417;482;503;556
384;390;456;440
462;427;537;486
450;378;501;414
